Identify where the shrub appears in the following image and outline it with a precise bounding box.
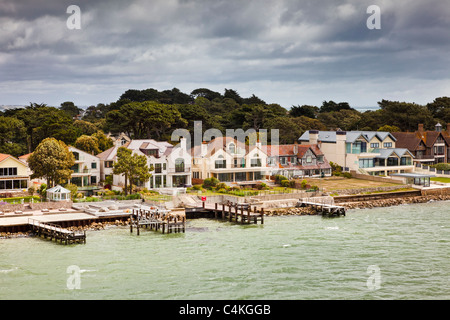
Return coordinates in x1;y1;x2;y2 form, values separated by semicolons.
301;179;308;189
274;175;288;184
280;180;290;188
215;182;228;191
192;184;203;191
432;163;450;171
202;177;219;189
342;172;352;179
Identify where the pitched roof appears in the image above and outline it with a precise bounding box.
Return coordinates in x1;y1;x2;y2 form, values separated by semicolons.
391;132;422;150
299;131;396;143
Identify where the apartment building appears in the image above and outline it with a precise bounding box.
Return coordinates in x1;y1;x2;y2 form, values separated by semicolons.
191;137;268;185
265;143;332;178
98;137;192;190
392;123;450;165
298;130;415;176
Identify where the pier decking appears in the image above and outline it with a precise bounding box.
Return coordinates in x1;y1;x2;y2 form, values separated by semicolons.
186;201;264;224
28;218;86;244
130;208;186;235
296;200;346;217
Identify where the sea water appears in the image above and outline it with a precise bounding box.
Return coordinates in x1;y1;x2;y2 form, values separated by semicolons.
0;201;449;300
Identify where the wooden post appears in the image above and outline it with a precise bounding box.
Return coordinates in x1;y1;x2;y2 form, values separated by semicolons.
261;208;264;224
222;204;225;220
130;216;133;233
235;205;238;222
240;206;244;224
228;205;232;222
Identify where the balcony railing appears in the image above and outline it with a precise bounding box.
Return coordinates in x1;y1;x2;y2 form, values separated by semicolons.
167;166;191;174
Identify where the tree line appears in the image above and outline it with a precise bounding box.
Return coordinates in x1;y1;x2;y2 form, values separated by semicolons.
1;88;449;157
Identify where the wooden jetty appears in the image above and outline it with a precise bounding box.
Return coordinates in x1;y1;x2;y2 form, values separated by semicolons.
186;201;264;225
297;200;346;217
28;218;86;244
130;208;186;235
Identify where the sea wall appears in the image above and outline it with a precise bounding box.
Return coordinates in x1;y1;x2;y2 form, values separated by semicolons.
0;201;73;213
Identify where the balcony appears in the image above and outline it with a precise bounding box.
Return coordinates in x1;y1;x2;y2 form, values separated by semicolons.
167;166;191;174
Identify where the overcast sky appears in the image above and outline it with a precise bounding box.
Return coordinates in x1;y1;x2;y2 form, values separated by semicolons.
1;0;449;110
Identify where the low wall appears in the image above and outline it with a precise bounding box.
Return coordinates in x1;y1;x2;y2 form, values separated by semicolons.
0;201;73;213
421;187;450;196
333;190;422;203
328;184;412;196
350;171;405;184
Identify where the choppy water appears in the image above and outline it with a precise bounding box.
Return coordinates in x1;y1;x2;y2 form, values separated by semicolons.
1;201;449;300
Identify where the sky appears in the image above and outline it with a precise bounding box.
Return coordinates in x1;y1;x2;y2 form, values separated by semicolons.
1;0;449;110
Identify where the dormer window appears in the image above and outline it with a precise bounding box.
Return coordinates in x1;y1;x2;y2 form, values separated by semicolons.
228;143;236;154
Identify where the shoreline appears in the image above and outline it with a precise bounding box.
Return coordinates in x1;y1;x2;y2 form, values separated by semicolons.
263;194;450;216
1;194;449;238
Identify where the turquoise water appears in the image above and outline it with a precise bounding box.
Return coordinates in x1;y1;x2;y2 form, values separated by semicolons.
1;201;449;300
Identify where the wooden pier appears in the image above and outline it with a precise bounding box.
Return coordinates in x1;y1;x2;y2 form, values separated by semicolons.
28;218;86;244
130;208;186;235
297;200;346;217
187;201;264;225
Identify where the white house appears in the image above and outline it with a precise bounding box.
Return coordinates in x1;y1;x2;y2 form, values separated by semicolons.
68;146;101;187
98;137;192;191
191;137;269;186
298;130;415;176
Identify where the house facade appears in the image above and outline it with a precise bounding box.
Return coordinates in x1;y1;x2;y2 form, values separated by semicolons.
191;137;268;185
298;130;415;176
392;123;450;165
98;137;192;190
0;153;29;193
68;146;101;187
265;143;332;178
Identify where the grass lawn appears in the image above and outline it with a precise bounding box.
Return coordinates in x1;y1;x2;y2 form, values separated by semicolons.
298;176;402;191
431;177;450;183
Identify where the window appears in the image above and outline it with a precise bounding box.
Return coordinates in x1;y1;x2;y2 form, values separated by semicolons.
370;143;379;149
290;156;296;163
175;158;185;172
400;157;412;165
306;156;312;163
384;142;392;148
155;163;162;173
215;156;226;169
251;158;262;167
91;162;97;169
105;161;114;168
72;152;79;161
359;159;374;168
280;157;287;165
387;157;398;166
228;143;235;154
0;167;17;176
193;172;200;179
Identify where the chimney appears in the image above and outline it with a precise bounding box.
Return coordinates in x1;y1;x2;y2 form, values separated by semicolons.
201;141;207;157
418;124;424;133
294;141;298;154
309;130;319;145
435;123;442;132
180;137;187;151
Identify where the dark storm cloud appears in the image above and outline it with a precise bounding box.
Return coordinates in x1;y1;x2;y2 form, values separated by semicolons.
0;0;449;108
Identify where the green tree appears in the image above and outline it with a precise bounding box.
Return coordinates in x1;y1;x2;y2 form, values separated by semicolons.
377;125;401;132
113;147;152;195
60;101;82;118
74;135;100;154
92;130;113;152
28;138;75;187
